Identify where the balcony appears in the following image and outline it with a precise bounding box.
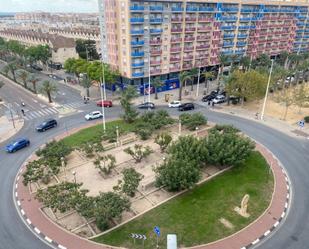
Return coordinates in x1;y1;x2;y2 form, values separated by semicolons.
131;40;145;46
221;7;238;13
197;26;212;32
170;57;181;62
238;25;255;30
235;49;246;54
196;44;210;50
196;35;211;41
150;18;163;24
184;46;194;52
223;42;234;47
221;16;237;22
171;17;183;22
197;53;209;58
130;18;144;23
131;51;144;57
150;39;162;45
236;42;246;47
132;72;144;77
199;7;215;12
183;64;193;69
132;62;144;67
221;50;234;55
149;6;163;11
237;34;247;39
131;30;144;35
130;6;144;12
172;7;183;12
239;17;251;21
185;17;197;22
171;37;182;43
150;60;161;65
183;55;194;60
150;50;162;55
171;28;182;33
186;6;198;12
221;26;236;30
185;27;196;32
223;34;235;39
170;47;182;53
198;17;213;22
170;65;181;72
184;36;195;42
150;29;163;34
150;69;161;75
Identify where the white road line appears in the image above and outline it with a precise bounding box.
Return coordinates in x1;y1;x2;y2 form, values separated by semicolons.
21;209;25;215
274;221;280;227
40;109;50;115
64;103;75;108
45;236;52;243
281;212;285;218
17;200;21;206
27;112;37;119
252;239;260;245
26;218;31;224
23;116;30;121
50;107;59;113
45;108;55;114
15;192;17;197
34;227;41;234
37;111;44;116
58;245;67;249
285;202;288;208
15;183;18;189
287;185;290;190
287;193;290;199
264;230;271;236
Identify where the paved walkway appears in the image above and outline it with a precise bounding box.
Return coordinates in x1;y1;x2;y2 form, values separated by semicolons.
15;122;290;249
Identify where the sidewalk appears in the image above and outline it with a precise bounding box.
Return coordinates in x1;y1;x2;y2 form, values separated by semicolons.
14;122;290;249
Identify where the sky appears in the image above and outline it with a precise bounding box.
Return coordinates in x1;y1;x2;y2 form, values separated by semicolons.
0;0;98;13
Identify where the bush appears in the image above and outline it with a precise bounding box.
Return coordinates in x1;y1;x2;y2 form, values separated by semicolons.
179;112;207;131
133;122;154;140
304;116;309;123
124;144;153;163
210;124;240;134
155;133;173;152
115;168;143;197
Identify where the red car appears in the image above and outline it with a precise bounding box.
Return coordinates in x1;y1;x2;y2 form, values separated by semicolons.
96;100;113;107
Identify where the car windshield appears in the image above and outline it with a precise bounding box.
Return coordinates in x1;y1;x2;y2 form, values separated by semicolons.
13;141;20;145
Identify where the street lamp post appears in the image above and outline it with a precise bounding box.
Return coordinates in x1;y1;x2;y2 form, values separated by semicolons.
260;59;274;121
144;26;151;109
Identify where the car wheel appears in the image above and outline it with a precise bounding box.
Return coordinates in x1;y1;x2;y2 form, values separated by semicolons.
27;142;30;146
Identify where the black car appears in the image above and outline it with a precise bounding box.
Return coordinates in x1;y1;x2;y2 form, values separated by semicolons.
202;93;217;102
178;103;195;111
36;119;57;132
31;64;43;71
138;102;155;109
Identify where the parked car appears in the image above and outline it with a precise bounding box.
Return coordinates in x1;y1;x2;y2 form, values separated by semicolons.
96;100;113;107
168;100;181;108
36;119;57;132
178;103;195;111
30;64;43;71
138;102;155;109
229;96;241;105
6;138;30;153
85;111;103;121
48;74;64;81
213;95;226;104
202;93;217;102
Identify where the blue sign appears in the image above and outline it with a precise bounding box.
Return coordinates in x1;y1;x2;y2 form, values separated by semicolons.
298;120;305;128
154;226;161;237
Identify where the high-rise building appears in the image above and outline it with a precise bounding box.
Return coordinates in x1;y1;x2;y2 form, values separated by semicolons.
100;0;309;86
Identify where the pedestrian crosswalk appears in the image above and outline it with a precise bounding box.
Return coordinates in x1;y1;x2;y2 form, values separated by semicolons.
23;107;58;121
61;101;86;109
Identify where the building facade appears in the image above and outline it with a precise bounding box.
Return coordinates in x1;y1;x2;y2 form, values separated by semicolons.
100;0;309;86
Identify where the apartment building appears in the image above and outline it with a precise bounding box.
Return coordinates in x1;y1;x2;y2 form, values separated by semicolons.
100;0;309;86
0;29;78;63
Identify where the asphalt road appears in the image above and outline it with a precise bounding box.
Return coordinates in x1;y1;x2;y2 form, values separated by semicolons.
0;88;308;249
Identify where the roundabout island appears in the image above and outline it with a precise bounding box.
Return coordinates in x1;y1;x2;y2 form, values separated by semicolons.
14;111;290;249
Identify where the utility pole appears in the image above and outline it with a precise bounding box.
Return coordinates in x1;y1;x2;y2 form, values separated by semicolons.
261;59;274;121
8;104;15;129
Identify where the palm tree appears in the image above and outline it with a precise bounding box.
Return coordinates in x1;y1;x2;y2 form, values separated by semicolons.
239;56;251;72
39;80;57;103
202;71;215;94
18;70;29;89
152;77;163;99
28;74;39;93
189;68;198;91
81;75;92;98
218;54;230;88
7;62;17;82
179;71;191;101
3;65;9;77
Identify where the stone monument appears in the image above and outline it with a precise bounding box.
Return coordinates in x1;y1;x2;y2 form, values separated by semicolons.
234;194;250;218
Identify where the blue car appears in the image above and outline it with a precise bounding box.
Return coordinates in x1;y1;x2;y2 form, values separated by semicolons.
6;138;30;153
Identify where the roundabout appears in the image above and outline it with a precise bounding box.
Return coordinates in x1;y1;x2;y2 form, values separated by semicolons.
0;107;307;249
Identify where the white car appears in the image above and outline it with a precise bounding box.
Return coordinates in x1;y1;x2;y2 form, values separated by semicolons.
212;95;226;104
168;100;181;108
85;111;103;121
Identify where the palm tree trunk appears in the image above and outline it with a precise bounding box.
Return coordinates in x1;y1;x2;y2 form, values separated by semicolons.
86;88;90;98
155;87;158;99
178;82;182;101
191;80;194;91
47;91;52;103
12;71;16;82
33;83;37;93
283;104;289;120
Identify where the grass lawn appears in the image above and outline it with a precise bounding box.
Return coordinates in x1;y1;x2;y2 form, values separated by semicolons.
92;151;274;248
62;120;135;148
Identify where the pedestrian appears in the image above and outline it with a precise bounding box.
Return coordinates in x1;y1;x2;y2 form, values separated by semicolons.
255;112;259;119
212;101;215;107
21;109;25;116
83;96;87;104
208;100;210;106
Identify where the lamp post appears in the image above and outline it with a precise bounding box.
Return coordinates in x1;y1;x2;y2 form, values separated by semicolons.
144;26;151;109
260;59;274;121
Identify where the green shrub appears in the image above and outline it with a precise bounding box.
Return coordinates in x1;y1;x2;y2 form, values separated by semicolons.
210;124;240;134
179;113;207;131
304;116;309;123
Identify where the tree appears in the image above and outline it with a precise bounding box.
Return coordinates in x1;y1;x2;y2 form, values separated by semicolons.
2;65;9;77
202;71;215;93
18;70;28;88
124;144;153;163
6;62;18;81
294;84;309;113
81;75;92;97
63;58;77;73
218;54;230;87
206;130;255;167
39;80;58;103
179;71;191;100
155;133;172;152
274;88;295;120
114;168;143;197
152;77;163;99
239;55;251;72
28;74;39;93
189;67;198;91
120;85;139;123
251;53;271;70
155;156;201;191
22;159;46;186
75;39;99;60
179;113;207;131
94;154;116;176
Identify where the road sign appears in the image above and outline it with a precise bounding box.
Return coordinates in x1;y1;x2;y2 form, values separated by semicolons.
298;120;305;128
154;226;161;237
131;233;147;240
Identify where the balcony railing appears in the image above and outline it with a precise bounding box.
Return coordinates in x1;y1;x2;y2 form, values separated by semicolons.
221;7;238;13
131;51;144;57
221;26;236;30
170;66;181;72
183;55;194;60
170;47;182;53
221;16;237;22
170;57;181;62
149;6;163;11
171;17;183;22
131;30;144;35
150;50;162;55
184;46;194;51
223;34;235;39
150;69;161;74
150;18;163;23
199;7;215;12
186;6;198;12
185;27;196;32
196;35;211;41
183;64;193;69
197;26;212;32
198;17;213;22
131;40;145;46
221;50;234;55
150;60;161;65
150;29;163;34
236;42;246;47
238;25;255;30
237;34;247;39
185;17;197;22
171;7;183;12
223;42;234;47
197;53;209;58
130;6;144;11
196;44;210;50
184;36;195;42
130;18;144;23
132;72;144;77
171;28;182;33
171;37;182;43
149;39;162;45
132;62;145;67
